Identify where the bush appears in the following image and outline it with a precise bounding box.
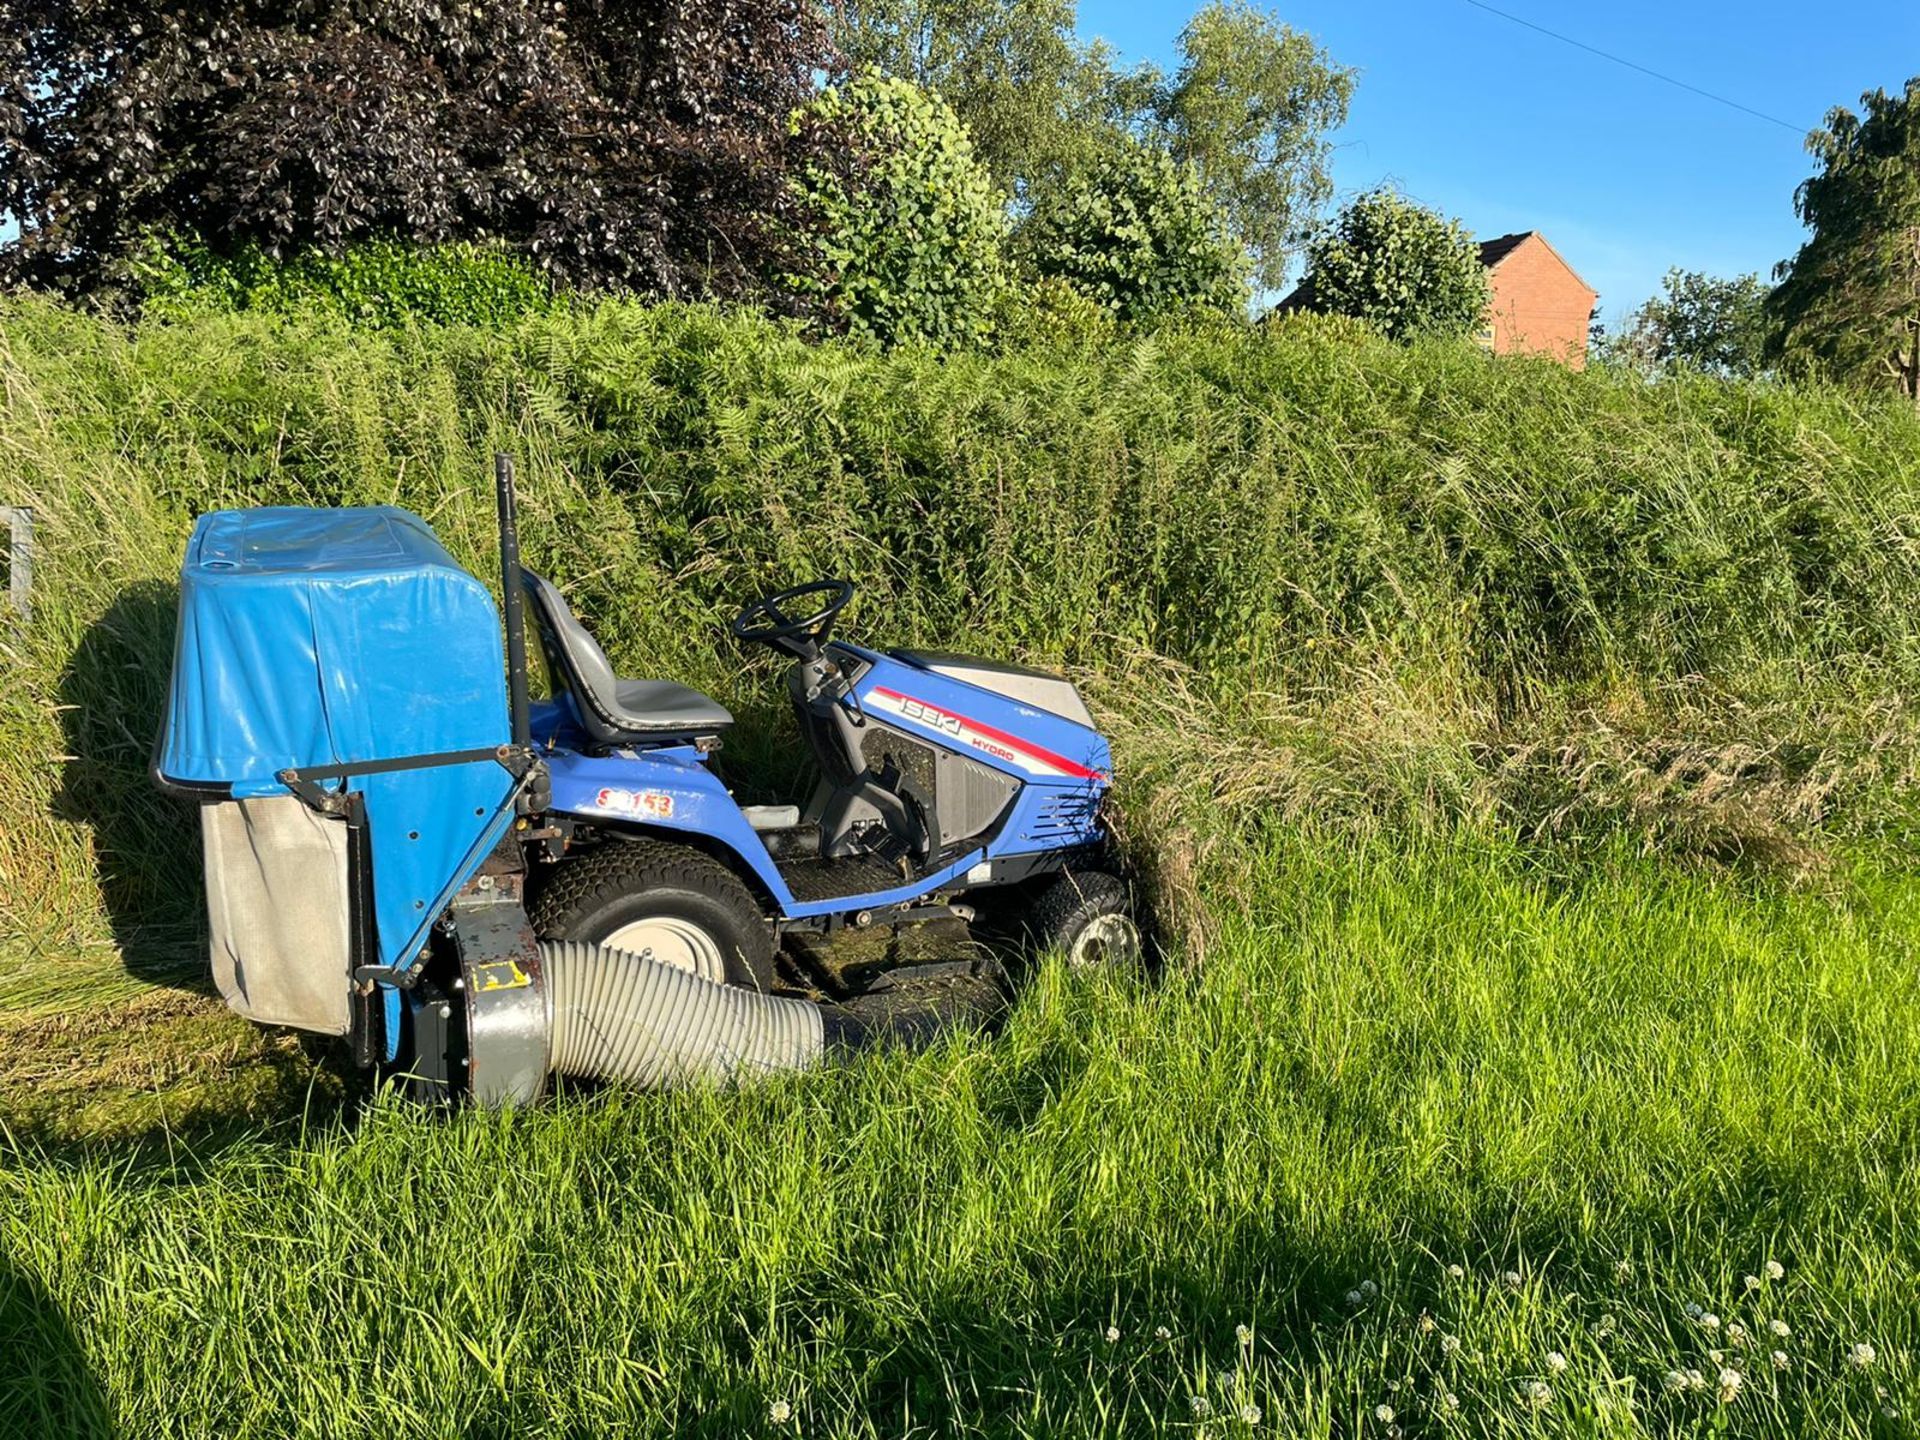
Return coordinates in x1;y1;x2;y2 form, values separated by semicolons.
133;237;561;330
1019;143;1247;323
788;72;1009;349
1294;188;1490;341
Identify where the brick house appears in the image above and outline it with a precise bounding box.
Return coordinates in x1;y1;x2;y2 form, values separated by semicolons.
1274;228;1599;369
1474;231;1598;369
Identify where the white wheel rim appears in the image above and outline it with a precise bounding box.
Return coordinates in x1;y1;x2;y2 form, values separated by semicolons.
601;917;728;984
1069;913;1142;968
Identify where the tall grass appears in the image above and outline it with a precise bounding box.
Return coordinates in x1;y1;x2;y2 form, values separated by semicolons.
4;837;1918;1437
4;296;1919;989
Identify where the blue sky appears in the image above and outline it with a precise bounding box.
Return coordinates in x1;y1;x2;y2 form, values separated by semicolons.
1078;0;1919;323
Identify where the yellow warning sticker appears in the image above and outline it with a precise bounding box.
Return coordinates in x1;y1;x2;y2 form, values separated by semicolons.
471;959;531;992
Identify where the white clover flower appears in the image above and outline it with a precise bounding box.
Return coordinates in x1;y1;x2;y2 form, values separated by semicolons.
1717;1368;1742;1403
1685;1302;1704;1319
1440;1391;1460;1413
1663;1369;1691;1394
1104;1324;1120;1344
1884;1406;1902;1422
1687;1368;1708;1393
1546;1351;1569;1375
1417;1312;1437;1335
1592;1313;1617;1338
1220;1368;1239;1390
1849;1342;1877;1369
1744;1274;1762;1291
1707;1348;1725;1366
1189;1394;1213;1419
1375;1403;1396;1423
1155;1324;1172;1341
1346;1290;1364;1308
1440;1334;1461;1356
1236;1322;1253;1346
1359;1280;1378;1300
1240;1403;1262;1425
1771;1350;1791;1371
1519;1379;1552;1410
1727;1322;1747;1345
767;1399;793;1424
1764;1260;1785;1281
1769;1319;1790;1339
1502;1270;1523;1291
1700;1313;1721;1332
1447;1263;1466;1281
1614;1258;1633;1283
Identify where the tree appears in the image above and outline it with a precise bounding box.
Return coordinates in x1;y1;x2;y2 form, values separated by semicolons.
1293;190;1489;342
1133;2;1353;292
831;0;1352;286
1767;77;1920;408
788;71;1008;348
830;0;1120;201
1020;142;1246;323
0;0;838;303
1607;269;1774;378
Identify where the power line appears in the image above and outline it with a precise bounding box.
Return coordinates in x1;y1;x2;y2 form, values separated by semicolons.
1459;0;1807;135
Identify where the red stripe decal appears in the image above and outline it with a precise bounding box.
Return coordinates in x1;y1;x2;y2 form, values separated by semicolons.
870;687;1105;780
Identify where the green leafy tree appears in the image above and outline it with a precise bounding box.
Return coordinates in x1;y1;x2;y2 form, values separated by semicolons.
0;0;835;303
789;71;1008;348
1293;190;1489;342
1606;269;1774;378
1768;78;1920;408
1133;2;1353;291
831;0;1351;287
830;0;1121;201
1020;142;1247;323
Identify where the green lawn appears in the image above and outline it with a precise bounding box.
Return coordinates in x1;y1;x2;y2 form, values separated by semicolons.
4;833;1915;1438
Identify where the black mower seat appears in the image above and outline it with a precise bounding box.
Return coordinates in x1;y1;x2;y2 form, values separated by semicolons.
520;570;732;744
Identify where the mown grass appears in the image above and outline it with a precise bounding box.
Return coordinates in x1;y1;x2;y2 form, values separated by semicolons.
3;299;1919;1437
4;835;1918;1438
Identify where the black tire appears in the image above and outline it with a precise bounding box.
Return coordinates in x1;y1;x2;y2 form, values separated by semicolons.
1024;869;1143;969
530;841;775;993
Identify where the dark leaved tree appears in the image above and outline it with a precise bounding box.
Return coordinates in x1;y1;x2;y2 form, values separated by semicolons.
0;0;837;302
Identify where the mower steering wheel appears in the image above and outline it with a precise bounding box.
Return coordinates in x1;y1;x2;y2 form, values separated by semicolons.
730;579;855;656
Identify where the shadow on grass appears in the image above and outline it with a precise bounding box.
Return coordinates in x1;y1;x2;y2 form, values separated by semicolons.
53;580;210;994
0;1262;113;1439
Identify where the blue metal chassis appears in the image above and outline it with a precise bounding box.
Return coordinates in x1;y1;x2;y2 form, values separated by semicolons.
536;643;1112;918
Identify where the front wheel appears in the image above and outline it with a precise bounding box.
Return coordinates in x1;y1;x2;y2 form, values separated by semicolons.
1024;870;1143;969
529;841;775;992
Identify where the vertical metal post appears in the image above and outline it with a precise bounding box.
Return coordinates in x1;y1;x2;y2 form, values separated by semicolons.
1;507;30;622
494;456;532;749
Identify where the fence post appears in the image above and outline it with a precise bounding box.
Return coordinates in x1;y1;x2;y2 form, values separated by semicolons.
1;507;32;622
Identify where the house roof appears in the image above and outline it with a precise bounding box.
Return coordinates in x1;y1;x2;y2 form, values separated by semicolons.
1476;232;1532;269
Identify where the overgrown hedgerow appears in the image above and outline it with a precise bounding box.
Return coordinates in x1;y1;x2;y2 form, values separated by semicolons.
2;297;1919;978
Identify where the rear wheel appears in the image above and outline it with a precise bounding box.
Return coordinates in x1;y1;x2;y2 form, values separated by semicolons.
1025;870;1143;969
530;841;775;992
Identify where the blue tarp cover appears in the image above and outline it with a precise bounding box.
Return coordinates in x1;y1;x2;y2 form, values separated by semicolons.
159;506;516;972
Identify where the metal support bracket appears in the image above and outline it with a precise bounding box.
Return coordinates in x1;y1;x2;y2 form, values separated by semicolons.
449;870;550;1107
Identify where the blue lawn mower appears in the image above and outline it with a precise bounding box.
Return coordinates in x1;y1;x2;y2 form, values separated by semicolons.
153;458;1140;1104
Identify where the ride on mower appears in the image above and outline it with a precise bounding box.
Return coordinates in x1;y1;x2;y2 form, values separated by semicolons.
152;458;1141;1104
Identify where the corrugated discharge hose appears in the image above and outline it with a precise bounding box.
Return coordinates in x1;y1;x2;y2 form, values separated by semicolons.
536;940;998;1088
541;940;827;1085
